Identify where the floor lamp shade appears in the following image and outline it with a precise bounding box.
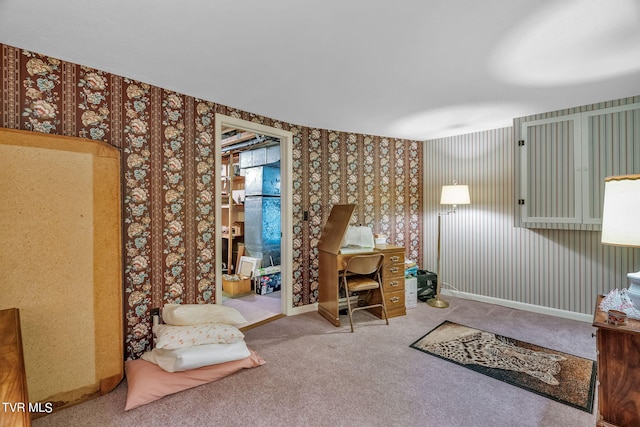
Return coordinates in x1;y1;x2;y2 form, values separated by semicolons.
601;174;640;306
440;185;471;206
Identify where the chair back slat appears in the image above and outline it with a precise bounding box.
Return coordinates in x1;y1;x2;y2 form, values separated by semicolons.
345;254;384;275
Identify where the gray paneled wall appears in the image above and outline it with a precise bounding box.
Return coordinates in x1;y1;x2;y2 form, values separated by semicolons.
524;118;577;220
514;95;640;230
424;125;640;316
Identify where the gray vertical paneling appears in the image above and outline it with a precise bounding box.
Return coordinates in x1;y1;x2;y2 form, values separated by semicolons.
584;104;640;222
515;95;640;230
424;120;640;316
526;119;576;219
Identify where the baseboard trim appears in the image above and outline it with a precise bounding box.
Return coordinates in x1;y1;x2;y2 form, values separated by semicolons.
292;293;594;324
289;302;319;316
440;289;594;323
289;297;358;317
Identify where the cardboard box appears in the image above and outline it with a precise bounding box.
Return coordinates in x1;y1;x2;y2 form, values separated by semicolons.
222;260;254;296
256;272;282;295
255;265;280;276
231;221;244;236
222;276;251;296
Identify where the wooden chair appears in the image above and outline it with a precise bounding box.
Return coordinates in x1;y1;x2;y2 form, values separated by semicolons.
341;253;388;332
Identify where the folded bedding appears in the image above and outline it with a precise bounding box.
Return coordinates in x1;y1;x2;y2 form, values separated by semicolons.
153;322;244;350
162;303;247;326
141;340;251;373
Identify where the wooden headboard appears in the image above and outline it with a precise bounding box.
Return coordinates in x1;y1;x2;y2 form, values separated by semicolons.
0;128;123;413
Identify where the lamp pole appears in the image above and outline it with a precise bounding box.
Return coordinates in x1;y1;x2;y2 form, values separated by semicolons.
427;182;470;309
427;206;457;309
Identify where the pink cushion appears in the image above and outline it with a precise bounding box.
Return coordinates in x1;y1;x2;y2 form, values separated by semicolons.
124;349;265;410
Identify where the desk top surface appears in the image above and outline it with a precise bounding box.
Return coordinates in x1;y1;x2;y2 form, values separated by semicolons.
334;244;404;255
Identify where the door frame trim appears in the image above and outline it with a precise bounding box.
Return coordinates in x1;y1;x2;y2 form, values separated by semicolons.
214;114;293;317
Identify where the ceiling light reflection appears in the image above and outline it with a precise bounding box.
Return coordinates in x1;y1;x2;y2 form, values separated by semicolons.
489;0;640;86
391;103;526;140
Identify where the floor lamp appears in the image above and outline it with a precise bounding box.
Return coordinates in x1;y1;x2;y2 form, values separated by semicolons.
427;182;470;309
601;174;640;307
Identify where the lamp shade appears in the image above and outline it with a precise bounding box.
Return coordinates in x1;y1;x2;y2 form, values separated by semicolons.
601;174;640;247
440;184;470;205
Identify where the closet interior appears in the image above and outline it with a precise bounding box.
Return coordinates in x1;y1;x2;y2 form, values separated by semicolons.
219;127;283;326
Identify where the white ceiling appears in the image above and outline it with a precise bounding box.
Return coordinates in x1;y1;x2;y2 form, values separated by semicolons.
1;0;639;140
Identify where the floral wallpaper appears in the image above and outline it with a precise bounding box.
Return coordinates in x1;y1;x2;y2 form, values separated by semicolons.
1;43;423;359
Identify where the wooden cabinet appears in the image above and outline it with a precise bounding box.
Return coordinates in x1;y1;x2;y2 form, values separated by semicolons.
592;296;640;427
367;245;406;319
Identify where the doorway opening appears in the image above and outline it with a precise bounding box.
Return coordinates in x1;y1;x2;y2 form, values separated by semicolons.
214;115;293;329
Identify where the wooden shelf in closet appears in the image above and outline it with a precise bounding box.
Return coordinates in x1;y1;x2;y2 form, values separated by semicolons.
221;153;244;274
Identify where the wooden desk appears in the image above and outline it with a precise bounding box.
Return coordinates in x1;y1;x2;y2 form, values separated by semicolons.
318;244;406;326
0;308;31;427
592;295;640;427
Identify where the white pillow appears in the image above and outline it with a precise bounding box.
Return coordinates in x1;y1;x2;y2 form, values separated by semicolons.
162;303;247;326
153;323;244;350
141;341;251;373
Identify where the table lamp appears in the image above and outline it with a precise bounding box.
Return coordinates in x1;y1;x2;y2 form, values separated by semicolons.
601;174;640;307
427;181;471;308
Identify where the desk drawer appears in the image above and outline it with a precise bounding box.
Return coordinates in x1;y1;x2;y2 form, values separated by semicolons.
383;263;404;279
385;290;406;317
383;276;404;293
368;289;406;318
383;251;404;266
383;250;404;279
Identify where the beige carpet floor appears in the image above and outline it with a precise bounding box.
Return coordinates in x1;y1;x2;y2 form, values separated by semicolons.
222;290;282;326
32;295;598;427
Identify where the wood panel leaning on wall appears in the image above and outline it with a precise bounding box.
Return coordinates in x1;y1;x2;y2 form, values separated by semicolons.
0;128;123;415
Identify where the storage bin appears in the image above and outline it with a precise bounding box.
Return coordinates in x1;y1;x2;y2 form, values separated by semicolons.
417;270;437;302
405;277;417;309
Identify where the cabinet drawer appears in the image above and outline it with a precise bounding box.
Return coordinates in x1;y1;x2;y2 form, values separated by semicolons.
368;289;406;318
384;251;405;265
383;277;404;293
383;262;404;279
385;290;406;317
